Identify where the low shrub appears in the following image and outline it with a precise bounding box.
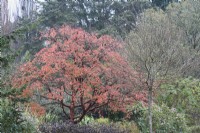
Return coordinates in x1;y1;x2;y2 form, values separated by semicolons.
39;121;129;133
114;121;140;133
96;117;110;125
0;86;36;133
80;115;139;133
131;103;188;133
80;115;95;125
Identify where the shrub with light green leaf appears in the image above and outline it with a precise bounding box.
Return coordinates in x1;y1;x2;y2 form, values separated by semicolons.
131;103;188;133
152;104;187;133
157;77;200;132
80;115;139;133
80;115;95;125
114;120;140;133
96;117;110;125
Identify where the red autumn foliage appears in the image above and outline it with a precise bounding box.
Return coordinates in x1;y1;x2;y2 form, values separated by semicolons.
13;25;146;123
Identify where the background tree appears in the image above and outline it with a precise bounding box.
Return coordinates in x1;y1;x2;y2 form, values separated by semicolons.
166;0;200;78
151;0;175;9
125;9;187;133
0;36;12;74
0;34;35;132
167;0;200;51
38;0;77;27
110;0;151;37
38;0;150;38
11;0;150;66
13;25;145;124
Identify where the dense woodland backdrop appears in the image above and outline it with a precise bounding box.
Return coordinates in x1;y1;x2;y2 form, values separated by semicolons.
1;0;200;133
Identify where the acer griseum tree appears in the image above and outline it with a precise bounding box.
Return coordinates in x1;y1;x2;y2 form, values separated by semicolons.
13;25;145;123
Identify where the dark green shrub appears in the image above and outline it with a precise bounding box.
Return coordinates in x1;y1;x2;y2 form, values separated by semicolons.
0;84;36;133
107;111;125;122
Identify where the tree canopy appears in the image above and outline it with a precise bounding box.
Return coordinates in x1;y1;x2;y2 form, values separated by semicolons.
13;25;146;123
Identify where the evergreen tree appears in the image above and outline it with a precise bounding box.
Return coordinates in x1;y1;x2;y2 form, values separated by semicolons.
0;34;33;132
39;0;150;37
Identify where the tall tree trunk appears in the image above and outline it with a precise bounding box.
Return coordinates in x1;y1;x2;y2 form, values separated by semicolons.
148;86;153;133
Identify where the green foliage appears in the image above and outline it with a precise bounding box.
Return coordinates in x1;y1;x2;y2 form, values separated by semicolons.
0;26;38;132
131;103;148;132
21;109;59;132
152;0;175;9
15;18;45;59
114;121;140;133
0;99;35;133
38;0;77;27
0;36;14;69
80;116;139;133
131;103;188;133
152;104;187;133
0;32;23;79
107;111;125;122
0;84;36;133
41;112;59;123
21;50;31;62
0;26;35;132
80;116;109;125
38;0;150;38
158;78;200;132
96;118;110;125
80;116;95;125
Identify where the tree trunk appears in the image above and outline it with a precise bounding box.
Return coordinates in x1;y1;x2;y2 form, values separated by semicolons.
148;86;153;133
70;94;75;123
70;107;75;123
